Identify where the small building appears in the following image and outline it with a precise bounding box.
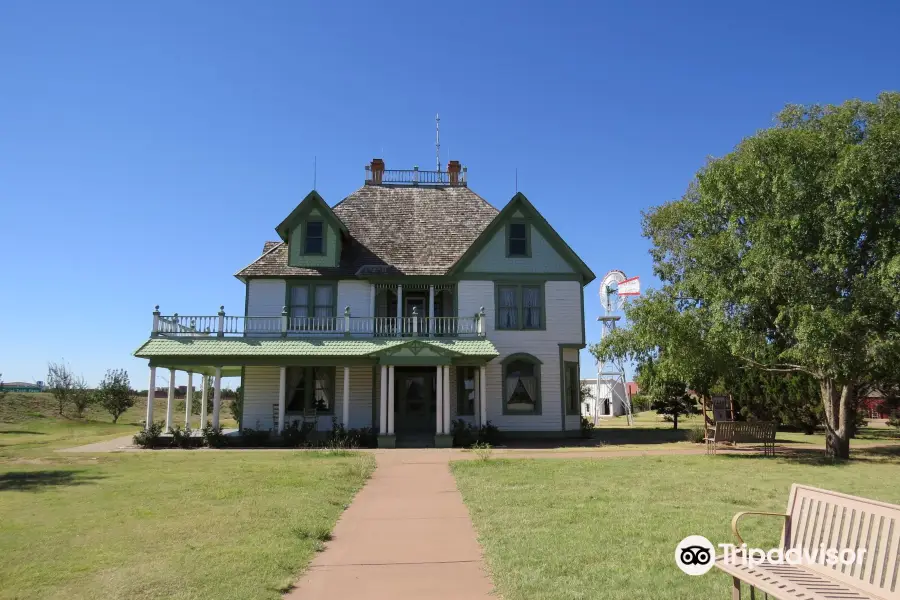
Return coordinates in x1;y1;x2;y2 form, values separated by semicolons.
0;381;44;392
580;378;633;418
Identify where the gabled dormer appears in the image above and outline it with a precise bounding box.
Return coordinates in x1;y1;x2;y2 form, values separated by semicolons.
448;192;595;283
275;190;348;268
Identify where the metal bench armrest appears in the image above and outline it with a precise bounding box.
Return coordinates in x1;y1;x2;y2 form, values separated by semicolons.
731;511;789;546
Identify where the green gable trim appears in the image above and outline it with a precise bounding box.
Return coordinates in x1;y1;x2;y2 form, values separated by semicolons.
275;190;347;242
448;192;596;283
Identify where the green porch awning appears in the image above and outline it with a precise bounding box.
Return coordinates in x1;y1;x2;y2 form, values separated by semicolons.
134;337;498;372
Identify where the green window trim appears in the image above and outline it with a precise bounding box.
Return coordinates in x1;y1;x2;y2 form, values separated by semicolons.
495;282;546;330
564;361;580;415
286;282;337;323
501;353;542;416
303;220;326;255
284;366;336;415
505;219;531;258
456;366;476;416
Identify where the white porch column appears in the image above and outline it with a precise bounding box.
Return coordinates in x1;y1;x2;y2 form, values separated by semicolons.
442;365;451;434
435;365;443;434
428;285;435;337
278;367;286;432
184;371;193;428
379;365;388;433
200;374;209;427
165;368;176;432
212;367;222;429
387;366;395;434
396;284;403;335
342;366;350;426
145;366;156;429
479;365;488;426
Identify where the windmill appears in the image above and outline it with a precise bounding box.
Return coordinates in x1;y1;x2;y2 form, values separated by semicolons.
596;270;640;425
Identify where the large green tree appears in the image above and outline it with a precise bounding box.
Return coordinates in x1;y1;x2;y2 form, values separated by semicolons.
632;94;900;458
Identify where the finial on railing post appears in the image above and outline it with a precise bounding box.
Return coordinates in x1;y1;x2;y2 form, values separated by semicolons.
412;306;419;335
152;305;160;337
281;306;288;338
344;306;351;336
477;306;485;336
217;306;225;338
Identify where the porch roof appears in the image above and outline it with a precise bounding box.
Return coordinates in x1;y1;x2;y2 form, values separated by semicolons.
134;337;498;364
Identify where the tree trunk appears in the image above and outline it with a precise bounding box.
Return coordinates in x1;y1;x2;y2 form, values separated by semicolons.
673;413;679;430
820;379;854;459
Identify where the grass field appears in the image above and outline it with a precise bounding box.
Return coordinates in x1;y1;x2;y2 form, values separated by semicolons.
0;393;374;600
589;410;900;452
453;450;900;600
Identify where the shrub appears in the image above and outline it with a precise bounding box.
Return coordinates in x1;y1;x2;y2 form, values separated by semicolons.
133;421;165;448
687;426;706;444
280;420;308;448
580;416;595;439
471;441;493;461
451;419;477;447
887;412;900;429
451;419;502;447
70;377;95;417
201;424;228;448
240;427;271;447
170;425;196;449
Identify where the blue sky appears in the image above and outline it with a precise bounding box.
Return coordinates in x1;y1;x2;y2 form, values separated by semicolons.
1;0;897;388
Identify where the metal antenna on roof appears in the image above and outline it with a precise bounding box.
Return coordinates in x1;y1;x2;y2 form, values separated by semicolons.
435;113;441;171
515;168;518;192
313;155;317;190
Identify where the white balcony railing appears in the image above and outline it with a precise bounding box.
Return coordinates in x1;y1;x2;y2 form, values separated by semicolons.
150;306;486;339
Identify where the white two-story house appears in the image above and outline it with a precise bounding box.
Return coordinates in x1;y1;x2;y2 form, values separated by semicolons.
134;159;595;447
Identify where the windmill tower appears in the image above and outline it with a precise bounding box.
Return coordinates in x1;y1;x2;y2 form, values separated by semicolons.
596;270;640;425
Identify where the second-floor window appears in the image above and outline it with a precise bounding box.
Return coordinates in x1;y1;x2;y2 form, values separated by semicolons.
304;221;324;254
507;221;530;257
497;283;543;330
289;283;335;327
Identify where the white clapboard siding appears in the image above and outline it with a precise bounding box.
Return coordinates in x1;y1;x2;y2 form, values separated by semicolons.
457;280;582;432
337;280;373;318
246;280;286;317
242;365;375;431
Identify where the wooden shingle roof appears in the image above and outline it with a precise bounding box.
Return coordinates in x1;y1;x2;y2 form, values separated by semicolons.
236;185;499;278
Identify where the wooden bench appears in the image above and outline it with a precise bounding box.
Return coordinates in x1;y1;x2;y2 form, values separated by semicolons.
706;420;776;456
716;484;900;599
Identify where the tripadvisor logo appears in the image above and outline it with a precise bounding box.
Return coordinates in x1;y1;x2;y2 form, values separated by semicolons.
675;535;716;576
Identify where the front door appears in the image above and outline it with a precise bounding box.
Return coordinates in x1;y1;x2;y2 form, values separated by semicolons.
395;370;435;434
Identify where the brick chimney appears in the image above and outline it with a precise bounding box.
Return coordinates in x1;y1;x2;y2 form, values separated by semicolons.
370;158;385;185
447;160;461;186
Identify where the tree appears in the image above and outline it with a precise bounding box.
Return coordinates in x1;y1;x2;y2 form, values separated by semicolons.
633;94;900;458
643;375;697;430
70;376;95;417
47;361;75;415
96;369;134;423
0;374;7;402
229;385;244;429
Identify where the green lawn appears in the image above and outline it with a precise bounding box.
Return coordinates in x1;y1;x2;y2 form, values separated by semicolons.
589;410;899;452
453;450;900;600
0;394;374;600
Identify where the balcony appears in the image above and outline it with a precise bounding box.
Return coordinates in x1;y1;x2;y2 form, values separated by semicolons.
364;159;467;187
150;307;486;339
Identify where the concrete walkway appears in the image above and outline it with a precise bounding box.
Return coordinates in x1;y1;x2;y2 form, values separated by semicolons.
286;450;494;600
56;434;136;453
